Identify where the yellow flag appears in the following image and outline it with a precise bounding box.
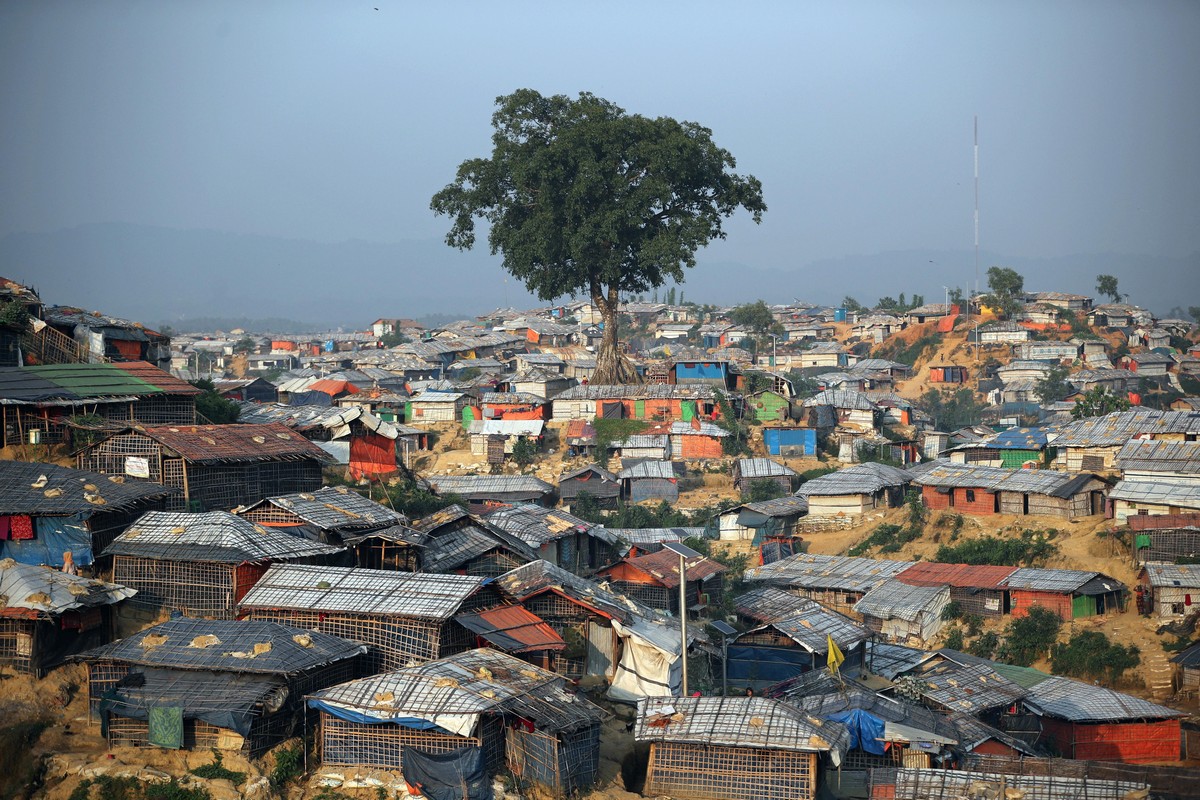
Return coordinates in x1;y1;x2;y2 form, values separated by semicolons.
827;634;845;674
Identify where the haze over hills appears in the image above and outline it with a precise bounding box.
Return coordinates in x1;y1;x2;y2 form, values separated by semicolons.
3;223;1197;330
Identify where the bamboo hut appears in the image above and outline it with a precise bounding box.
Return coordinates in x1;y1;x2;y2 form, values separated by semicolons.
853;580;951;644
796;462;912;517
81;617;363;754
234;485;406;545
308;649;604;798
598;548;726;614
485;504;621;577
78;423;332;512
238;563;490;672
895;562;1018;618
732;458;798;496
1000;568;1126;621
636;695;849;800
454;604;565;670
0;559;134;676
1138;563;1200;618
407;504;536;577
104;511;342;619
744;553;914;619
426;475;555;513
557;464;620;511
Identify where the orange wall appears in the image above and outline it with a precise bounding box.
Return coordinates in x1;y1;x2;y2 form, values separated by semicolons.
922;486;997;515
1009;590;1073;620
681;436;725;458
1041;717;1181;763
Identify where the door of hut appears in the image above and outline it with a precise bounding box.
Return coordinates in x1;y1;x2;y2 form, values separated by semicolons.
1072;594;1097;618
586;621;616;679
634;400;646;419
600;402;624;419
681;401;696;422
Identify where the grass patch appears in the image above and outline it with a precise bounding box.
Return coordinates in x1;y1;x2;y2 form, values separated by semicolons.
70;777;211;800
189;751;246;785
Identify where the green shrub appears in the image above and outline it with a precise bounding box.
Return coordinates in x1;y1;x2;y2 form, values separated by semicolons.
940;601;963;621
996;606;1062;666
1051;630;1140;685
944;627;965;651
190;751;246;784
967;631;1000;659
270;743;304;789
934;529;1058;567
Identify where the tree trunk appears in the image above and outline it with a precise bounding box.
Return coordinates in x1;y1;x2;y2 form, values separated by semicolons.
592;287;639;385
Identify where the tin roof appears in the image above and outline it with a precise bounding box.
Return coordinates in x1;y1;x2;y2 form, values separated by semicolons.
746;553;914;593
105;511;342;563
484;504;615;547
735;458;798;479
615;549;727;589
559;464;618;483
797;462;912;497
429;474;554;499
733;586;816;624
605;527;703;549
0;361;200;404
618;461;677;480
496;560;657;623
0;559;135;618
455;605;565;653
0;460;176;516
802;389;877;410
742;598;871;653
1053;408;1200;447
911;461;1102;498
634;696;849;756
911;659;1028;714
1140;562;1200;589
738;495;810;517
128;423;333;464
1109;478;1200;509
81;617;364;674
1022;675;1184;722
309;648;603;732
894;768;1147;800
853;580;950;622
668;420;728;438
237;486;405;531
1116;439;1200;474
1001;568;1123;594
896;563;1017;591
238;563;484;620
467;419;545;437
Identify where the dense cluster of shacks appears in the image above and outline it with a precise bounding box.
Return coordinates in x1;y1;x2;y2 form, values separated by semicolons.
2;276;1199;799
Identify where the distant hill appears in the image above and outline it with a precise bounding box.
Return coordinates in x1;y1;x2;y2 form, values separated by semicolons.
2;223;1196;326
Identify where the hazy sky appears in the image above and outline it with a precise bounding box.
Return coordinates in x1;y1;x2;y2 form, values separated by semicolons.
2;1;1198;317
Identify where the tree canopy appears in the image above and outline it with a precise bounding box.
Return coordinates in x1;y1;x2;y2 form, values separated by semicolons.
984;266;1025;318
1035;364;1074;405
430;89;765;383
1071;385;1131;419
1095;273;1122;303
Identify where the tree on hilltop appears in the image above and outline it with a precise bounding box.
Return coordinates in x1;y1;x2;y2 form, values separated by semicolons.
431;89;766;384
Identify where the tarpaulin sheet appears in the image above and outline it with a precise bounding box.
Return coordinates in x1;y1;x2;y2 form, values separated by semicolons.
0;514;92;567
402;746;492;800
607;619;681;703
349;431;397;479
102;668;283;736
306;699;448;731
827;709;886;755
726;644;812;690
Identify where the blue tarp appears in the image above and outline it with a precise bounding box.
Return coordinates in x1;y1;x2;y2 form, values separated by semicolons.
726;644;813;690
763;428;816;456
306;698;447;732
0;514;93;567
826;709;886;755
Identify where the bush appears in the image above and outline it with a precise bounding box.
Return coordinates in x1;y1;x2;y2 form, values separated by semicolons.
967;631;1000;659
190;751;246;784
934;529;1058;567
1051;630;1140;685
940;601;963;621
270;742;304;789
944;627;965;651
996;606;1062;666
745;479;788;502
592;417;648;455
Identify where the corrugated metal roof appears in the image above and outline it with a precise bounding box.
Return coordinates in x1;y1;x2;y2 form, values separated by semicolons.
0;460;176;516
0;560;134;617
1022;675;1184;722
80;617;364;674
238;486;405;531
668;420;728;437
743;598;871;653
797;462;912;496
912;461;1102;498
740;495;809;516
894;767;1146;800
429;474;554;498
614;434;669;450
1109;478;1200;508
1116;439;1200;474
605;527;702;548
616;549;726;588
618;461;677;480
853;580;950;622
747;553;914;593
734;586;815;624
1053;408;1200;447
0;362;199;403
559;464;618;483
634;696;849;755
912;659;1027;714
1000;567;1115;594
897;563;1016;590
802;389;877;410
497;560;659;624
455;605;566;653
553;384;724;401
485;504;615;547
238;563;484;620
127;423;334;464
467;419;545;437
735;458;797;479
1140;562;1200;589
106;511;341;563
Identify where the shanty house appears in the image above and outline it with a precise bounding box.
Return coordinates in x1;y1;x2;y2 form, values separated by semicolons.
1117;439;1200;483
0;361;199;447
495;560;691;696
212;377;278;404
1110;479;1200;522
610;432;670;461
478;391;549;421
550;384;722;423
1138;563;1200;618
733;458;797;496
726;598;870;691
0;460;176;569
563;419;597;458
234;485;405;545
712;495;808;547
637;695;848;800
904;658;1028;716
1001;568;1126;621
309;649;604;798
895;563;1017;618
605;527;704;557
928;364;968;384
597;548;726;614
405;391;471;424
406;504;536;577
1021;675;1184;763
853;579;951;644
468;418;544;460
427;475;555;513
485;504;621;576
745;553;914;619
83;617;363;754
746;389;791;422
802;390;878;431
889;768;1147;800
557;464;620;511
79;423;331;512
1051;408;1184;472
618;460;679;503
0;560;135;676
762;427;817;456
238;563;489;672
105;511;342;619
1171;641;1200;697
914;461;1108;519
797;462;912;517
668;419;728;459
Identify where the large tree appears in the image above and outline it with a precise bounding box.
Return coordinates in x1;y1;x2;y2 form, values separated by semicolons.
1095;273;1122;303
430;89;766;383
984;266;1025;318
